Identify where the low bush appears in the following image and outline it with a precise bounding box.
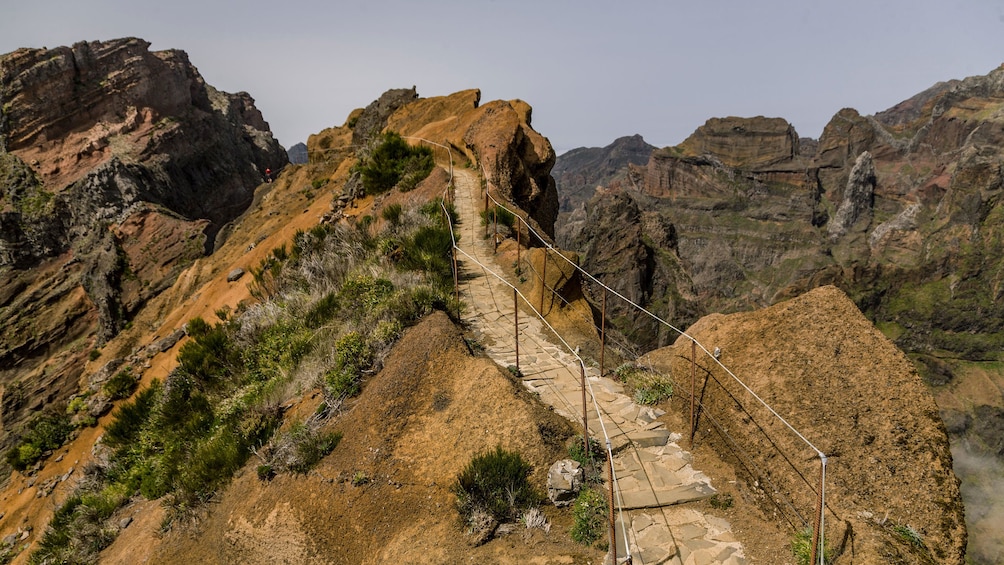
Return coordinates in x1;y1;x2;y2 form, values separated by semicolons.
381;203;404;227
791;528;833;565
102;382;161;449
570;487;607;545
103;367;138;400
892;523;924;548
4;412;73;471
480;205;516;230
634;379;673;405
324;331;370;399
454;445;539;527
357;132;434;195
616;364;673;405
272;423;342;474
567;435;605;469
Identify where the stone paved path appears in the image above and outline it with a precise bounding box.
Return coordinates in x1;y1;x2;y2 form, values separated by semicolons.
451;168;748;565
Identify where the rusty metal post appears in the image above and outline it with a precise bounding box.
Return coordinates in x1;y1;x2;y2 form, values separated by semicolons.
540;248;547;315
600;289;607;377
516;219;521;276
811;459;824;565
452;246;459;315
690;339;696;448
608;444;616;565
484;192;489;237
493;206;498;253
514;287;519;372
581;361;588;456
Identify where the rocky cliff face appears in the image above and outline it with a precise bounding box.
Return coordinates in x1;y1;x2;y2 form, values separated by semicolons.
0;38;285;457
552;134;654;213
554;64;1004;564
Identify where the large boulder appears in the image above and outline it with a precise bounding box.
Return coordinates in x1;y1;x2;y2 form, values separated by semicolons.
546;459;583;507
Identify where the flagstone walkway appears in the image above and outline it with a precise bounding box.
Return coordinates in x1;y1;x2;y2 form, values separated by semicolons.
451;168;748;565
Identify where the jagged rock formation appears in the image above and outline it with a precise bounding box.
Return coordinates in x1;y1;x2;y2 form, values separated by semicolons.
0;38;285;456
560;189;701;351
552;134;654;213
827;151;876;240
648;286;967;565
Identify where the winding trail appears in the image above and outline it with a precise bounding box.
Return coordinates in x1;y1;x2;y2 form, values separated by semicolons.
451;168;748;565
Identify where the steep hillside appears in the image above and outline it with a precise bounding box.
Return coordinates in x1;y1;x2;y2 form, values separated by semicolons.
555;64;1004;564
0;37;286;465
0;56;584;562
102;312;597;565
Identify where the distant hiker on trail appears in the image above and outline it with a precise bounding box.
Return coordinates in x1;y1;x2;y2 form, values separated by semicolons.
265;168;272;183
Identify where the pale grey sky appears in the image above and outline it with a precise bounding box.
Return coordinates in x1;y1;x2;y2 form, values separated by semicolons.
2;0;1003;153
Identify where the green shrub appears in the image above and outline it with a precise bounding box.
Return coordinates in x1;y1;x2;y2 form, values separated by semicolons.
893;523;924;548
242;321;313;384
382;203;404;226
102;382;161;449
305;292;339;328
176;427;247;504
284;425;342;474
567;435;605;468
634;379;673;405
480;205;516;230
178;318;239;383
104;367;138;400
399;225;454;287
256;464;274;481
454;445;539;525
89;348;101;361
616;364;674;405
4;412;73;471
791;528;834;565
357;132;434;195
352;471;370;486
420;197;458;226
709;492;734;510
570;487;607;545
324;332;370;398
339;276;395;314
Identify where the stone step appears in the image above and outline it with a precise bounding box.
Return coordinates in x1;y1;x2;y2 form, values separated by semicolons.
619;483;716;510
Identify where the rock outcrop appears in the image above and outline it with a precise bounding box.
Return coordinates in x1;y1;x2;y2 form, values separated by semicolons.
648;286;967;565
379;88;560;239
560;189;701;351
0;38;285;455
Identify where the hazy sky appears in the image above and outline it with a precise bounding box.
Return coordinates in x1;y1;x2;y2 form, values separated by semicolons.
2;0;1003;154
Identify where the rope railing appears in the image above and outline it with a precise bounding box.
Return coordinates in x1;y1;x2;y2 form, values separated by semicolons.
480;161;829;564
